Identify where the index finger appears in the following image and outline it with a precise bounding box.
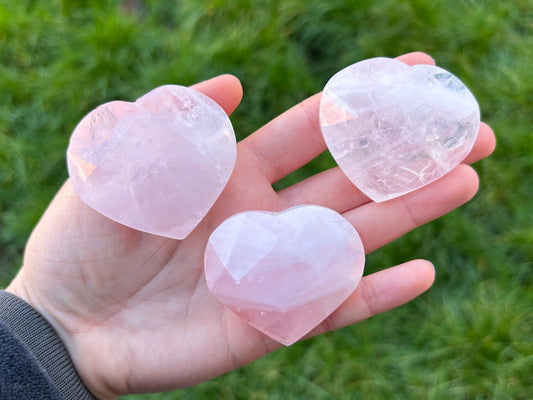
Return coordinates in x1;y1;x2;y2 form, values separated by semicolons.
190;74;244;116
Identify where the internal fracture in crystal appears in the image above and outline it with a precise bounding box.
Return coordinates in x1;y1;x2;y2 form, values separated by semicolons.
320;57;480;202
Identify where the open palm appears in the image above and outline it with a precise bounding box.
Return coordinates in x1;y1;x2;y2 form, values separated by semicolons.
7;52;495;399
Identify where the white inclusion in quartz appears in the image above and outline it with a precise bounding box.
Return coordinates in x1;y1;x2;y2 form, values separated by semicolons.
320;57;480;202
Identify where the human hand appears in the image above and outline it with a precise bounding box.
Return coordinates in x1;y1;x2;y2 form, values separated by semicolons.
6;52;496;399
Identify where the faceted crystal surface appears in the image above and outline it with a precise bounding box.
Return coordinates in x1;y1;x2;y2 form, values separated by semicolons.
67;85;236;239
320;57;480;202
204;205;365;346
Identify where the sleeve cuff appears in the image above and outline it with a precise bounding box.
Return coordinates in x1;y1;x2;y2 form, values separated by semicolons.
0;290;97;399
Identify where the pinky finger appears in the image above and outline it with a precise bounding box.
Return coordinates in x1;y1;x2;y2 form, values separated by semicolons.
308;259;436;338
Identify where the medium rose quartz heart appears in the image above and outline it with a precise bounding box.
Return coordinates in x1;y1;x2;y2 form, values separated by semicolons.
204;205;365;346
67;85;236;239
320;57;480;202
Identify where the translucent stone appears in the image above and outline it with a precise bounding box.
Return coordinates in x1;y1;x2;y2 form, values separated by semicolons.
204;205;365;346
320;57;480;202
67;85;236;239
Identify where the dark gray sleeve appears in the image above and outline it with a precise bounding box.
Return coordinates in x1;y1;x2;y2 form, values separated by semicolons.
0;290;97;399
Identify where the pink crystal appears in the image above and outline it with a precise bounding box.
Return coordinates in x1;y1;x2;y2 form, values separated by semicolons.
67;85;236;239
204;205;365;346
320;57;480;202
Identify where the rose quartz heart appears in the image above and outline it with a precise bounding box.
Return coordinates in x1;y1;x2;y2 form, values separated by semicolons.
320;57;480;202
204;205;365;346
67;85;236;239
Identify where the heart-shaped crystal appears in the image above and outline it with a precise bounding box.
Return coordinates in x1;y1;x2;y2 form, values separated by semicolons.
320;57;480;202
204;205;365;346
67;85;236;239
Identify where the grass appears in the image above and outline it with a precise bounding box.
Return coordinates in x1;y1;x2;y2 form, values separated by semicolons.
1;0;532;398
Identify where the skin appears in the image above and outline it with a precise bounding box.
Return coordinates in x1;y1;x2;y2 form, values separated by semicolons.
7;52;496;399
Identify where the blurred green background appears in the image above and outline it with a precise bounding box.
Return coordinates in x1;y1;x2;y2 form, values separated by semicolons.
1;0;532;399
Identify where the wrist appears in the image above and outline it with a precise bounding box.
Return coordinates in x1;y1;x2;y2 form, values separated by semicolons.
0;289;98;399
6;275;120;399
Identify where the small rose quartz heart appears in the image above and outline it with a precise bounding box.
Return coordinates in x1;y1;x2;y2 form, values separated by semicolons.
320;57;480;202
67;85;236;239
204;205;365;346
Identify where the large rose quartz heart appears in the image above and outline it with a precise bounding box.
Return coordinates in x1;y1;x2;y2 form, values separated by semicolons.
67;85;236;239
320;57;480;202
204;205;365;346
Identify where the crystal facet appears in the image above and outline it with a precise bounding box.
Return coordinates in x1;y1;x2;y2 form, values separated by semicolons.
204;205;365;346
67;85;236;239
320;57;480;202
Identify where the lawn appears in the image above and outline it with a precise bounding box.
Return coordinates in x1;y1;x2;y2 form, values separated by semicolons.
1;0;532;399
